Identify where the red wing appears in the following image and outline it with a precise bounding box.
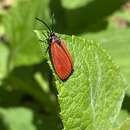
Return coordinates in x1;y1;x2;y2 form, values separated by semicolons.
50;41;73;80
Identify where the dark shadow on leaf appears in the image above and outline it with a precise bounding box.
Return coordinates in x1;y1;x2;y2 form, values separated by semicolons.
0;85;62;130
49;0;127;34
0;60;63;130
3;60;57;113
122;94;130;113
0;86;25;107
33;110;63;130
0;117;7;130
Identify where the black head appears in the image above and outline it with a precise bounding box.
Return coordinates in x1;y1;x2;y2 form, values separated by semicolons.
49;32;61;44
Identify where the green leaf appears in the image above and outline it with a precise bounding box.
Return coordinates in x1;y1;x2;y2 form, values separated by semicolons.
0;43;9;80
111;118;130;130
35;30;126;130
85;28;130;95
0;107;36;130
114;110;130;128
3;0;50;68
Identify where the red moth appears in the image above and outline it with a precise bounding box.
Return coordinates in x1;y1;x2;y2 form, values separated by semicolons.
36;17;73;81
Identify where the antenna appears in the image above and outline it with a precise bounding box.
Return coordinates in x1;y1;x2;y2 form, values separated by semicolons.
35;17;52;32
51;13;55;32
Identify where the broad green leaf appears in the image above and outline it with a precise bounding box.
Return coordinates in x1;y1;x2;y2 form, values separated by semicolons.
111;118;130;130
36;31;126;130
0;43;9;80
114;110;130;128
84;28;130;95
3;0;50;68
0;106;62;130
0;107;36;130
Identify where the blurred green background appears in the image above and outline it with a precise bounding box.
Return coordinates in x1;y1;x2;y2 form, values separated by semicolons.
0;0;130;129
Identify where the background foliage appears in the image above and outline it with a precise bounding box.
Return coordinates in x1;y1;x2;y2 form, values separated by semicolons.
0;0;130;130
